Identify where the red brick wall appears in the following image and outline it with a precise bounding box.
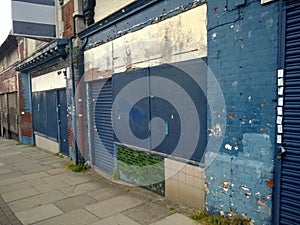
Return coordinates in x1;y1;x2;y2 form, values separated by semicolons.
18;41;25;61
62;0;75;38
18;75;33;137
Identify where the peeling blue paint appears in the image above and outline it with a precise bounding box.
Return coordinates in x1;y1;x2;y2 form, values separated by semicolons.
206;0;278;224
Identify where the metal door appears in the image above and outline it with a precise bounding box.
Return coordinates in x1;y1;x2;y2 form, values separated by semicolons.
58;89;69;156
90;79;115;174
276;1;300;224
7;92;18;140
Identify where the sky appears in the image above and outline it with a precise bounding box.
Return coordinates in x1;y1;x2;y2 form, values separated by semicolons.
0;0;12;46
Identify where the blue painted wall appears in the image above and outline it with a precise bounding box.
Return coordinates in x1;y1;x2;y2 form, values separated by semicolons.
206;0;278;224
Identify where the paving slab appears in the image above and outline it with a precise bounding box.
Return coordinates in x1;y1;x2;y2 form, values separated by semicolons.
21;171;50;181
0;195;22;225
0;177;24;187
91;214;141;225
14;165;52;174
123;202;174;225
46;168;68;175
25;178;46;187
0;181;31;194
54;194;98;212
34;209;99;225
0;167;14;175
86;187;123;201
15;204;63;225
64;176;91;186
0;151;22;157
2;187;40;203
62;182;103;197
8;190;67;212
34;181;70;193
0;171;23;180
149;213;197;225
40;172;76;184
85;194;145;219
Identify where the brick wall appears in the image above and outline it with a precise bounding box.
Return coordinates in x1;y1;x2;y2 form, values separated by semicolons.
206;0;278;224
62;0;74;38
18;73;33;144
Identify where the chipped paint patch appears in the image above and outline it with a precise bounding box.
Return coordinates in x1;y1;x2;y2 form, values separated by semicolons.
240;185;250;191
208;124;222;137
212;33;217;40
257;198;267;207
265;180;274;188
225;144;232;151
232;80;238;87
229;113;235;120
245;193;252;198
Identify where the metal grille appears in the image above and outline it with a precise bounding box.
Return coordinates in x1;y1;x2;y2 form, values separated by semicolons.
280;1;300;224
7;92;18;134
90;79;115;174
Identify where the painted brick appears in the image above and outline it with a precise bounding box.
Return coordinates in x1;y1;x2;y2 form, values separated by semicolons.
18;73;33;144
206;0;278;224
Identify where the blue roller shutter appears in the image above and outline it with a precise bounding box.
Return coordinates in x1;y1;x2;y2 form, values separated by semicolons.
279;1;300;224
90;79;115;174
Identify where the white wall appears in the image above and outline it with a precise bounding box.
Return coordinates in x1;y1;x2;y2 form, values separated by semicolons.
32;69;67;92
84;5;207;80
94;0;136;22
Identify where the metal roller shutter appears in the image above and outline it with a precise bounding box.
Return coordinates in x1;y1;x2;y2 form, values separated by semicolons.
7;92;18;136
280;1;300;224
90;79;115;174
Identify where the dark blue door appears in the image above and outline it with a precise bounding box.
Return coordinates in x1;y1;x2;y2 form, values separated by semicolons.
58;90;69;156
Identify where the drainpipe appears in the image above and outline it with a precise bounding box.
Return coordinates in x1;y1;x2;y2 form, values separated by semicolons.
69;14;89;165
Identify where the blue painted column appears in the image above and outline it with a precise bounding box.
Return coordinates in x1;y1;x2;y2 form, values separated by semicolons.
206;0;279;224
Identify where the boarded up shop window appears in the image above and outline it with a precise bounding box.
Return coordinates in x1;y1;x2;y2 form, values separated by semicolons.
32;90;58;139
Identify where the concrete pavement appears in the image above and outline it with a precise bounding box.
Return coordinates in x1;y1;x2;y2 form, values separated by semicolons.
0;138;198;225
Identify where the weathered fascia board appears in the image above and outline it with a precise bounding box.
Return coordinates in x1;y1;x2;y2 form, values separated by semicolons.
32;69;67;92
79;0;206;49
83;5;207;82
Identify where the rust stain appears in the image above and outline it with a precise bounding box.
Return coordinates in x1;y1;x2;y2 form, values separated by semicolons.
84;68;113;82
261;102;265;108
257;198;267;207
214;7;218;13
266;180;274;188
229;113;235;120
260;128;265;132
205;181;210;187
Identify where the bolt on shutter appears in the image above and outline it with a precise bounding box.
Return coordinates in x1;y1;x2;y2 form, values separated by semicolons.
90;79;115;174
280;1;300;224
